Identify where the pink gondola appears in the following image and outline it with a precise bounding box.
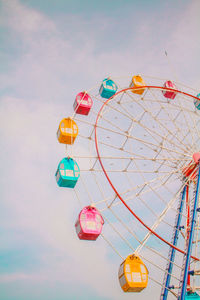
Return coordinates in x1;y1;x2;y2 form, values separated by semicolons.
73;92;93;115
75;206;104;240
162;80;177;99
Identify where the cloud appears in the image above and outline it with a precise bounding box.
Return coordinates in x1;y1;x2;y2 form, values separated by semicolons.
0;96;116;299
0;0;200;299
164;0;200;86
1;0;199;102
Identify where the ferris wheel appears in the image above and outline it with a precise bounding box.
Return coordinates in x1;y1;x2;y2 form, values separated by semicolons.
55;74;200;299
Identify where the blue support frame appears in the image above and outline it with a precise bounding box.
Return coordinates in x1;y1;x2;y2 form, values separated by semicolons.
179;164;200;300
161;185;187;299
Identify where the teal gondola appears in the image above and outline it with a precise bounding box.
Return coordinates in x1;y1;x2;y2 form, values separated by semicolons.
186;292;200;299
55;157;80;188
194;93;200;110
99;78;118;99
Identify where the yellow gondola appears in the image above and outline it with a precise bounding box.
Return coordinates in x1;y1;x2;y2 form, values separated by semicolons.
129;75;146;95
57;117;78;145
118;254;148;292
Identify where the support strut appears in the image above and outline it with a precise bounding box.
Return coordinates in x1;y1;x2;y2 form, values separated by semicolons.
160;185;186;300
178;163;200;299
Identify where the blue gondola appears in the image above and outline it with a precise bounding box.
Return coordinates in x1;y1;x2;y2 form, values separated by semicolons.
99;78;118;99
55;157;80;188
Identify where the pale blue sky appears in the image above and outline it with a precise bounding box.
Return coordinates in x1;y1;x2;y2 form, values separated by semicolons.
0;0;200;299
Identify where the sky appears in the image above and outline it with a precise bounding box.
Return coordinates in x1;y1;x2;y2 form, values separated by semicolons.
0;0;200;300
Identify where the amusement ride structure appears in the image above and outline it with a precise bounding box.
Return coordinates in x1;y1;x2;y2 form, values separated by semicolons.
55;74;200;299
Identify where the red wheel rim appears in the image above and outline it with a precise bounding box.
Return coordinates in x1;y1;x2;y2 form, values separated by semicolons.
94;85;200;261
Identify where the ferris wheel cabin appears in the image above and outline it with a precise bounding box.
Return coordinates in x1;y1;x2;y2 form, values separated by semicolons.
186;292;200;299
129;75;146;95
55;157;80;188
99;78;118;99
194;93;200;110
118;254;148;292
75;206;104;240
73;92;93;115
57;118;78;145
182;152;200;182
162;80;177;99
